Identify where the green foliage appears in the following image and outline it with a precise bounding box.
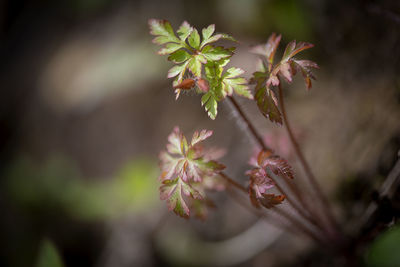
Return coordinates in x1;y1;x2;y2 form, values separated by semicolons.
365;224;400;267
36;239;64;267
149;19;252;119
6;157;159;221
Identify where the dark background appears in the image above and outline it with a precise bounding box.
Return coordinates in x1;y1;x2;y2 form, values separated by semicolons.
0;0;399;266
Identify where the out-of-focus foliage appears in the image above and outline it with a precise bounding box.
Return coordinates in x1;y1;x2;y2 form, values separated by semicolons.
365;224;400;267
246;150;292;209
36;239;65;267
159;127;226;219
6;157;159;221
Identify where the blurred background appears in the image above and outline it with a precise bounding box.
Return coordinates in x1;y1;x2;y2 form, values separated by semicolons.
0;0;399;266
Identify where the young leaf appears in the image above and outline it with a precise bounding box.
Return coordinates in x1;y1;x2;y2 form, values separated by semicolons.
201;92;218;120
177;21;193;42
251;33;281;71
254;82;282;124
291;59;319;90
188;28;201;49
221;67;253;99
149;19;181;45
160;177;202;218
202;45;234;61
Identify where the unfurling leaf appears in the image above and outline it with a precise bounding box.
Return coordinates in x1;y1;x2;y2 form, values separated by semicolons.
246;150;292;208
159;127;226;218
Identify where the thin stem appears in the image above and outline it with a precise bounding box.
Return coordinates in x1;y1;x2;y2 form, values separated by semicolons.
220;172;327;244
227;96;326;232
219;172;247;194
277;83;339;235
228;97;270;151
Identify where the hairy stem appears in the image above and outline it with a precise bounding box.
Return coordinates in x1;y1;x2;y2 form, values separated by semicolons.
277;83;339;236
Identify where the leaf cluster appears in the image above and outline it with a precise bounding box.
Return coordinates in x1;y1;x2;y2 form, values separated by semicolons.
251;33;319;124
159;127;226;218
246;150;293;209
149;19;252;119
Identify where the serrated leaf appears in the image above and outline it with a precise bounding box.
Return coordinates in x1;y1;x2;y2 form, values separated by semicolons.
251;33;281;71
255;83;282;124
279;62;293;83
202;45;233;61
149;19;180;45
188;28;200;49
158;43;182;55
202;24;215;41
177;21;193;42
168;50;191;63
201;92;218;120
187;56;202;77
160;178;191;218
220;67;252;99
292;59;319;90
282;40;314;61
191;129;213;146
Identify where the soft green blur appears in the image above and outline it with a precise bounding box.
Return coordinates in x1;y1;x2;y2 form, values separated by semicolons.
6;156;159;221
365;224;400;267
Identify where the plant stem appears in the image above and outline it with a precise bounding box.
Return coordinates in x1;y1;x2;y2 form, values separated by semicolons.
220;171;327;244
228;97;270;151
277;83;339;236
227;96;325;232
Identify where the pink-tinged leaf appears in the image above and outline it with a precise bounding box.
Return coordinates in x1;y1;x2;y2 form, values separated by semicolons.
246;168;275;198
279;62;293;83
257;150;294;180
149;19;181;45
159;151;179;181
266;75;280;87
166;127;183;154
196;78;209;93
251;33;282;71
160;178;190;218
177;21;193;42
283;40;314;61
292;59;319;90
191;129;213;146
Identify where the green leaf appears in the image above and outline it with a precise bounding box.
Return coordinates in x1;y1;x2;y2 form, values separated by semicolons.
158;43;182;55
188;28;200;49
36;239;65;267
149;19;180;45
177;21;193;42
221;67;252;99
201;92;218;120
202;24;215;42
202;45;234;61
187;56;202;77
168;50;191;63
